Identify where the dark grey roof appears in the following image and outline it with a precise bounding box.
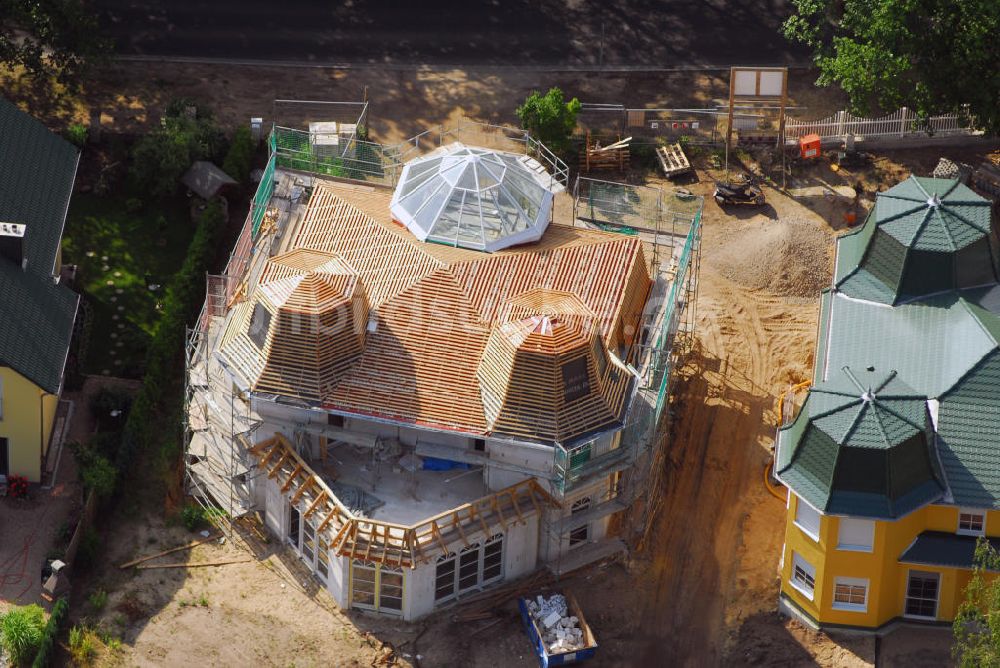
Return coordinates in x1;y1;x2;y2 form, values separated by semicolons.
899;531;1000;570
182;160;237;200
0;96;80;277
0;97;80;393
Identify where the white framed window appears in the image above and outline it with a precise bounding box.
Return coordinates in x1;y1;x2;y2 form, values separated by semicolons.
569;496;592;548
958;509;986;536
790;552;816;600
837;518;875;552
832;577;869;612
433;533;504;604
794;497;821;542
904;571;940;619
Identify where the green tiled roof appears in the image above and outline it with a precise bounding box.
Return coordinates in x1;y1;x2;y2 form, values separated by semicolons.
776;368;945;519
835;176;997;304
0;260;79;393
0;97;79;276
819;292;1000;397
0;97;80;393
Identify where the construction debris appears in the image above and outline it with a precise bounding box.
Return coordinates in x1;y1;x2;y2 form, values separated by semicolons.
134;558;252;570
525;594;586;654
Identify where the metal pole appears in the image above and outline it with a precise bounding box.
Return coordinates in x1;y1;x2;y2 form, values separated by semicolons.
599;22;605;68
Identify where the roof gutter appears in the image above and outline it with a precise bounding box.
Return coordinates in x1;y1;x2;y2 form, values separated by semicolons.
52;148;82;279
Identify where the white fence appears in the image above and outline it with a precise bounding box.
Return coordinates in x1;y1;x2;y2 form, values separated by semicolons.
786;106;974;141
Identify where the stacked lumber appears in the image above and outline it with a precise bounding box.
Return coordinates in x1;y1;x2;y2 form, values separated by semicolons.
580;132;630;172
655;143;691;178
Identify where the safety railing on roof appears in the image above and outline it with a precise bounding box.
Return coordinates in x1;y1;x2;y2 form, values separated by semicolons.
271;125;397;187
250;434;559;568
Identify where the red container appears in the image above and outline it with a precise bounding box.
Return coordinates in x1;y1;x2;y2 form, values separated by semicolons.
800;134;822;159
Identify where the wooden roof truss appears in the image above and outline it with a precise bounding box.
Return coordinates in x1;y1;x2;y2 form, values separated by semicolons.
249;433;559;568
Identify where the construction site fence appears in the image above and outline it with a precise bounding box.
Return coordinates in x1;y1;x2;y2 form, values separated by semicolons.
271;99;369;132
785;105;975;140
572;176;700;240
251;150;277;238
577;103;793;143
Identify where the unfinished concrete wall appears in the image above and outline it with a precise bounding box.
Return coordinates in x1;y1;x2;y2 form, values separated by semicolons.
486;440;553;490
263;475;286;540
405;561;437;620
539;476;613;562
504;514;540;580
328;554;350;609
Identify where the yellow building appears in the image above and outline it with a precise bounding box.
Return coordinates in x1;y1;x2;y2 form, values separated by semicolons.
776;176;1000;629
0;97;80;484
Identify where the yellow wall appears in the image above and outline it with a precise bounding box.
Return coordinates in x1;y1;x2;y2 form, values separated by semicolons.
781;495;997;629
0;366;57;482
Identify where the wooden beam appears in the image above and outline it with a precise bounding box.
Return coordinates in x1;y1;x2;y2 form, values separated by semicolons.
331;518;354;551
472;505;491;539
510;492;524;523
118;533;221;569
492;497;508;532
317;507;339;533
452;511;469;547
291;478;315;505
431;523;449;557
268;451;289;479
304;490;328;518
281;464;304;492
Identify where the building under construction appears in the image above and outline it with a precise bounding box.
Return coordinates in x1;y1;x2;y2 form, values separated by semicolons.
184;117;701;620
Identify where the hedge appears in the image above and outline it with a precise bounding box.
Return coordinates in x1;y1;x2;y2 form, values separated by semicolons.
114;199;227;484
222;126;254;184
31;598;68;668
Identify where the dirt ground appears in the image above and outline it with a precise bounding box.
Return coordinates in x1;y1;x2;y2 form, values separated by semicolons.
2;62;846;143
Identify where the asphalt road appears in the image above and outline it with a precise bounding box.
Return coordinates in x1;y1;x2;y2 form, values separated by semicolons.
95;0;808;67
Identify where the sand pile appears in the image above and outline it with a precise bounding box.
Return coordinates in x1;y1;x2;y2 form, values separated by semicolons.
712;219;832;298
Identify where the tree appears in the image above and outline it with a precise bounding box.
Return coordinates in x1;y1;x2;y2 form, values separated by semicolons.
516;87;582;153
0;0;109;85
783;0;1000;134
954;537;1000;666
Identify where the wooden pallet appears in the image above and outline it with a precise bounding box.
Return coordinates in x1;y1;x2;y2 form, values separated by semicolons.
655;143;691;178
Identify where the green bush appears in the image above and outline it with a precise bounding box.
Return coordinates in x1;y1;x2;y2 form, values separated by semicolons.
68;626;96;666
87;589;108;612
1;604;46;666
65;123;88;147
515;87;581;153
181;504;206;531
130;100;225;199
31;598;68;668
81;454;117;498
115;201;227;484
89;387;133;428
222;126;255;183
77;528;101;568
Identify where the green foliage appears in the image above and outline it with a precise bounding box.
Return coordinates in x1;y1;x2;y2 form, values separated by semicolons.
87;589;108;612
89;387;133;428
954;538;1000;666
515;87;582;153
783;0;1000;134
0;604;46;666
64;123;87;147
30;598;67;668
181;504;207;531
68;626;96;666
80;452;117;498
0;0;109;86
115;201;227;484
130;102;226;199
77;527;101;568
222;126;255;183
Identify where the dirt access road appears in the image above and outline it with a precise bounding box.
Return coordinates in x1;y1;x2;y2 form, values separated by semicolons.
95;0;808;68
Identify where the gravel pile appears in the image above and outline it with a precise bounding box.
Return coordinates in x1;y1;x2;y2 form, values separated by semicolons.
713;219;831;298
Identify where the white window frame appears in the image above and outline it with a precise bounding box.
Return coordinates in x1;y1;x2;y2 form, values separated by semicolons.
568;496;592;548
904;570;940;620
794;497;821;542
790;552;817;600
957;508;986;536
832;576;869;612
433;533;504;605
837;518;875;552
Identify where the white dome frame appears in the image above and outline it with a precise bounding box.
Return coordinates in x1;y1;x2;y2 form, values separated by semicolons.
390;142;555;253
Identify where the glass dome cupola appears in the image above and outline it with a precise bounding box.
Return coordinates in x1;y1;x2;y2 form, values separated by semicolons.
390;143;556;252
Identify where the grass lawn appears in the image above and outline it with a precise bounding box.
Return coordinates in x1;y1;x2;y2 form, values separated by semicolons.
63;194;194;377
